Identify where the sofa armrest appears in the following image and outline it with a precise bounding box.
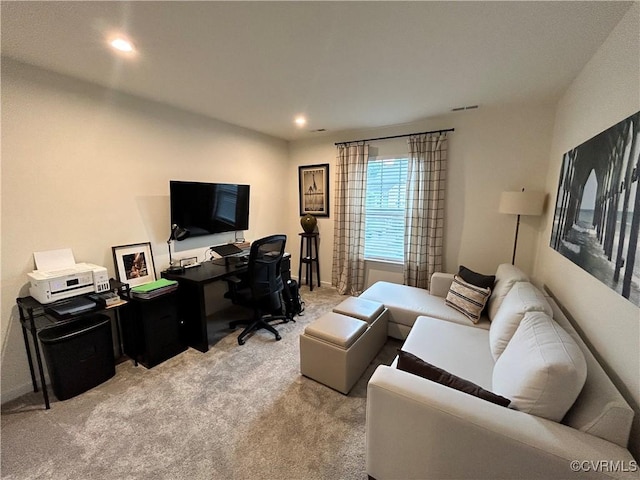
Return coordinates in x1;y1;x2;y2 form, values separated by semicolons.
366;366;636;480
429;272;454;298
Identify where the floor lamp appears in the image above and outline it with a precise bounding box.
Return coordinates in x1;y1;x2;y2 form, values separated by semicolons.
499;189;545;265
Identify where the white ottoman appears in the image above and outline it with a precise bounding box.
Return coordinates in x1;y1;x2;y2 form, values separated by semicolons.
300;297;388;394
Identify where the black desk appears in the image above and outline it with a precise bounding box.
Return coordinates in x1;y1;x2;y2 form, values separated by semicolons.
162;257;248;352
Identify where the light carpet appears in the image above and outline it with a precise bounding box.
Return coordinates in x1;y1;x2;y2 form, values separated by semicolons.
1;286;401;480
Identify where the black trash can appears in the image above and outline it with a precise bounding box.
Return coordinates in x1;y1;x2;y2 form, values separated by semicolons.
38;314;115;401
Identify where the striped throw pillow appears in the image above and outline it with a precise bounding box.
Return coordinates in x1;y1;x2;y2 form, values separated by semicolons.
445;275;491;323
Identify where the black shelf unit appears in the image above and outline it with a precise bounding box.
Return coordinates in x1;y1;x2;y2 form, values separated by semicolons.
16;279;129;409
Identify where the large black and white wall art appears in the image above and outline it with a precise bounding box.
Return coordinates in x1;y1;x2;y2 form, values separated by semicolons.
550;111;640;307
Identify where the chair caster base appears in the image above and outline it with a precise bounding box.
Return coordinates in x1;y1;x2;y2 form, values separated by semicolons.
237;334;279;345
233;314;286;345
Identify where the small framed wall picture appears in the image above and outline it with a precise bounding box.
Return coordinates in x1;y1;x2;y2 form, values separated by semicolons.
298;163;330;217
112;242;157;288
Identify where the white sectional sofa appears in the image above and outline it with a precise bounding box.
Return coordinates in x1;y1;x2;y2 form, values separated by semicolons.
360;264;637;480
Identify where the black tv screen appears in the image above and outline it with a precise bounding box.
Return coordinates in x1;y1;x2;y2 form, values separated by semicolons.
170;181;250;236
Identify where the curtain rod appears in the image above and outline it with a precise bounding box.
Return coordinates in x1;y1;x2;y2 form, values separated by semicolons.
334;128;454;146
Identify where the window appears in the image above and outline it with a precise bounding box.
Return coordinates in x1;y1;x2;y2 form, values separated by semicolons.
364;157;408;262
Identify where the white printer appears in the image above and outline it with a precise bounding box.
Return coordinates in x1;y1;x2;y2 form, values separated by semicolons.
27;249;110;304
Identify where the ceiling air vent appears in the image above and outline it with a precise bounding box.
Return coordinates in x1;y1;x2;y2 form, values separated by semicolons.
452;105;479;112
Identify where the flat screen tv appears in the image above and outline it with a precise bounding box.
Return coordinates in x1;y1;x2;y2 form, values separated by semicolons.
170;181;250;237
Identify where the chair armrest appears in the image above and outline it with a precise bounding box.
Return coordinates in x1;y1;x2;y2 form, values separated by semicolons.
226;275;243;285
223;275;245;300
366;366;636;480
429;272;454;298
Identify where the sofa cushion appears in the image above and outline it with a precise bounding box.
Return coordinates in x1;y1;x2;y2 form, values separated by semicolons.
360;281;490;332
397;349;510;407
486;264;529;321
458;265;496;290
398;316;494;390
445;275;491;323
492;311;587;422
489;281;552;360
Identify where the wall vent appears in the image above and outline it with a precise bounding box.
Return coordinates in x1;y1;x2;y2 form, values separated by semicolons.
451;105;479;111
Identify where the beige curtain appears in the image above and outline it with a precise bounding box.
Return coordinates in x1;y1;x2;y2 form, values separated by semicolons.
404;133;448;289
332;143;369;295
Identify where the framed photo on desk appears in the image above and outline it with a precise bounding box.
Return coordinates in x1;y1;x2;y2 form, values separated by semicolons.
112;242;156;288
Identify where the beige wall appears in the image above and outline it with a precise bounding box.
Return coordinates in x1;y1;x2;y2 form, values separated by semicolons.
287;103;555;289
534;3;640;459
1;60;290;402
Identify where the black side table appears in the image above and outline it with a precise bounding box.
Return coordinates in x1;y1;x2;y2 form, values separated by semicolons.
298;232;320;291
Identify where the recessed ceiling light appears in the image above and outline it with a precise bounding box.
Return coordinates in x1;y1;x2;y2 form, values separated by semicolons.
109;37;135;53
294;116;307;127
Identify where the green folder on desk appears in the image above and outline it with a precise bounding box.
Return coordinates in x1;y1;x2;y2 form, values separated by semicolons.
131;278;178;293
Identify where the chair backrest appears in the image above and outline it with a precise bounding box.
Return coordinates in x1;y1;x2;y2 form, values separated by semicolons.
246;234;287;301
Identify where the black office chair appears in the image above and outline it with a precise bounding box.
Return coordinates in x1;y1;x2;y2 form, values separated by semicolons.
226;234;289;345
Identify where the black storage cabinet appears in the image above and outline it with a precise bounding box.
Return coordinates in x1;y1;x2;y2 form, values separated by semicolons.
121;291;185;368
37;314;115;401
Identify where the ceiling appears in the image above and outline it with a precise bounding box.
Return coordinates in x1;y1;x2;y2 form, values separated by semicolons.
1;1;633;141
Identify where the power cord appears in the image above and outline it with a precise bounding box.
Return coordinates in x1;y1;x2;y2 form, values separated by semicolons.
204;246;215;261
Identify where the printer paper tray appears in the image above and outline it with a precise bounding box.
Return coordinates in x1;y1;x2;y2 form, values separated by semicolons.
45;297;97;319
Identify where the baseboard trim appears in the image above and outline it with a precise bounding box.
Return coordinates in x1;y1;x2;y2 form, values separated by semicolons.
293;276;333;289
1;381;39;405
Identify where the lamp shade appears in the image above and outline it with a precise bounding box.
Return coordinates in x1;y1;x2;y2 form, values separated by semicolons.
168;224;190;242
499;191;545;216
